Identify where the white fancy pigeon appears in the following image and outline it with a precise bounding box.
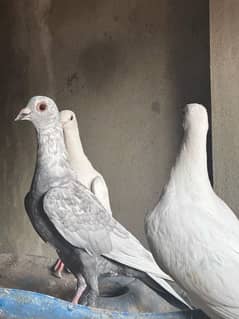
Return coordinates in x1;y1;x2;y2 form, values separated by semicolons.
60;110;112;213
53;110;112;277
15;96;189;307
145;103;239;319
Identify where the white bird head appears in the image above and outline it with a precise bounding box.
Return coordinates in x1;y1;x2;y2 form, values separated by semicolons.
60;110;79;133
60;109;84;156
183;103;208;133
15;96;59;130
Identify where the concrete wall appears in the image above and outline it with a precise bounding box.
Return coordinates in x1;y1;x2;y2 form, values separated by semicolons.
210;0;239;213
0;0;210;256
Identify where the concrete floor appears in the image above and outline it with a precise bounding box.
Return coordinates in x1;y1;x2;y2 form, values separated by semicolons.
0;254;74;301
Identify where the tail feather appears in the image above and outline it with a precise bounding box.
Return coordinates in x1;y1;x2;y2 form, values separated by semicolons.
104;232;173;281
103;225;191;306
147;273;192;309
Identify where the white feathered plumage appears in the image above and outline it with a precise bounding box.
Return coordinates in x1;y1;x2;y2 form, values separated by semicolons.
145;103;239;319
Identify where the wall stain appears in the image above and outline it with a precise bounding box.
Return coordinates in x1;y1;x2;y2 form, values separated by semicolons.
78;40;120;91
113;15;119;22
66;72;79;88
151;101;161;114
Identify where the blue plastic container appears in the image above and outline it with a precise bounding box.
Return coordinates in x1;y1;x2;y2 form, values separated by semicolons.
0;288;208;319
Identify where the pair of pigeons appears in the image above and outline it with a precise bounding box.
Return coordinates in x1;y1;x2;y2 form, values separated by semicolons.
15;97;239;319
52;109;112;278
15;96;187;308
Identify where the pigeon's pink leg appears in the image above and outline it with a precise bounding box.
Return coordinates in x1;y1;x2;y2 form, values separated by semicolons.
72;286;86;305
53;259;61;271
52;259;65;278
57;261;65;276
72;275;87;305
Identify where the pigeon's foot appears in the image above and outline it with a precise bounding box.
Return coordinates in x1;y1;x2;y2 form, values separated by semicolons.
85;290;98;307
78;294;88;306
52;259;64;278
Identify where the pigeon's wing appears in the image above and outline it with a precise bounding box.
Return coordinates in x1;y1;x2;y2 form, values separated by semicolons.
43;185;172;278
91;176;112;215
103;227;172;279
43;185;118;255
43;185;191;306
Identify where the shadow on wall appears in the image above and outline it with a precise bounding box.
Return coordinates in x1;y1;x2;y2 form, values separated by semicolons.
79;40;120;91
0;0;57;256
162;0;212;181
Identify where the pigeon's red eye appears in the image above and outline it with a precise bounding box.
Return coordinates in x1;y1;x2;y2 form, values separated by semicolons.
37;103;47;112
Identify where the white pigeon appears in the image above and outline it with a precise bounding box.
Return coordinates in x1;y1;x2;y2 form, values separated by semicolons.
53;110;112;277
145;103;239;319
60;110;112;214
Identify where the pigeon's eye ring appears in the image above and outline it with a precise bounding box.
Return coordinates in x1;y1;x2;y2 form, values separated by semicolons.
37;103;47;112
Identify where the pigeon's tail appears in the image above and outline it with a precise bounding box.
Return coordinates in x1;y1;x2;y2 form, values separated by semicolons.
145;273;192;309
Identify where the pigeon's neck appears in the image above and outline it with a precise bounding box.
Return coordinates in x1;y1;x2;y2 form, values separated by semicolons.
171;127;212;191
64;126;89;165
33;123;71;193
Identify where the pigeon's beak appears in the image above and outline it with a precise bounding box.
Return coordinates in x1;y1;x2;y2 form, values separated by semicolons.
15;107;32;121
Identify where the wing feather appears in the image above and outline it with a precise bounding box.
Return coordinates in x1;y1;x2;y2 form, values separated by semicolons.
43;183;172;278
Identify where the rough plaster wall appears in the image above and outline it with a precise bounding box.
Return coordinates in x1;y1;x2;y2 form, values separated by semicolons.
0;0;55;256
210;0;239;213
0;0;210;256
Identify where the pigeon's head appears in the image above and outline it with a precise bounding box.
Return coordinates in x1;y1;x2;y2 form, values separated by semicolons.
60;110;78;131
15;96;60;129
60;110;80;146
183;103;208;133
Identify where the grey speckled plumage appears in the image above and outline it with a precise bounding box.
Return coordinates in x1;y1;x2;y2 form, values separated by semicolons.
145;104;239;319
16;96;189;307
